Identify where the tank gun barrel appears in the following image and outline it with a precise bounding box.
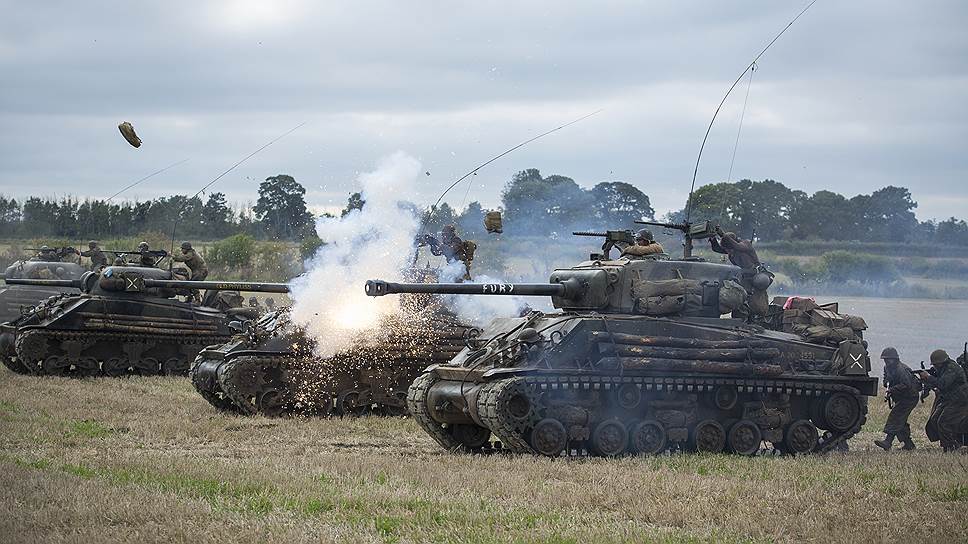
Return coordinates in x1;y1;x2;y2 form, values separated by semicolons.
365;279;582;299
3;278;82;288
143;279;290;293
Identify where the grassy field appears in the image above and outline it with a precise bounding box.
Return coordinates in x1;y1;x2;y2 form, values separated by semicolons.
0;370;966;543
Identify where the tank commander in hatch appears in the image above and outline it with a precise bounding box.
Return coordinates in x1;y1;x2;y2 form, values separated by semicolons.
621;229;664;258
79;240;107;270
874;347;918;451
710;227;772;317
137;241;158;267
172;241;208;281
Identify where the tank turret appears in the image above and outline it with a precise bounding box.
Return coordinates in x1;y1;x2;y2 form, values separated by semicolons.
369;229;877;458
0;260;86;324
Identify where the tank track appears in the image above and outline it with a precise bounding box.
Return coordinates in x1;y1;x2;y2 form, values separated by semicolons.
407;372;464;451
11;329;228;377
217;355;296;416
420;373;867;458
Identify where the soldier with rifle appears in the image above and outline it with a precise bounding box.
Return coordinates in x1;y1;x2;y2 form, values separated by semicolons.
874;347;918;451
79;240;107;270
917;349;968;452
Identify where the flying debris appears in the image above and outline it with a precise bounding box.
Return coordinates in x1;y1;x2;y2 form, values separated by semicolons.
118;121;142;148
483;210;503;234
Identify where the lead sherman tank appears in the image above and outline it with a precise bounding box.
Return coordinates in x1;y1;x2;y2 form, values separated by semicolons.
0;260;85;325
365;223;878;457
191;270;475;417
0;267;288;377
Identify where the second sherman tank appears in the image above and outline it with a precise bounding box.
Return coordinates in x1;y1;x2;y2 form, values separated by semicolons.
365;223;878;457
191;269;475;417
0;266;288;377
0;256;85;325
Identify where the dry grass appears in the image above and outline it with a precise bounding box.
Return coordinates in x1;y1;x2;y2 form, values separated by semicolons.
0;369;965;544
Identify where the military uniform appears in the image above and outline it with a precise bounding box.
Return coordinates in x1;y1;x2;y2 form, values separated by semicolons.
710;231;770;316
921;350;968;451
80;244;107;270
875;347;919;450
172;248;208;281
424;226;475;281
621;242;664;257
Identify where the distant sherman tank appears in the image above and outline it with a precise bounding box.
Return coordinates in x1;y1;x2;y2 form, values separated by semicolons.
0;259;86;325
0;266;288;377
366;222;878;457
191;269;475;417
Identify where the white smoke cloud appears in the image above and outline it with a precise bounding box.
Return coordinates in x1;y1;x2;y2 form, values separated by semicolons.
289;151;423;355
437;260;532;324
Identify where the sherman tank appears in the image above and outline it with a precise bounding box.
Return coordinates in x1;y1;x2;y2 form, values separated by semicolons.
365;222;878;457
191;269;475;417
0;259;86;324
0;266;288;377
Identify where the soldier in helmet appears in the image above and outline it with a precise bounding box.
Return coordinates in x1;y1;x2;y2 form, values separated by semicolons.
419;225;476;281
621;229;665;258
79;240;107;270
171;241;208;281
30;245;58;262
710;227;772;317
874;347;919;451
918;349;968;451
137;241;158;267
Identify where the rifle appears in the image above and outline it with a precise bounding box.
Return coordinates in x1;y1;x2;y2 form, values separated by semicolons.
914;361;938;402
573;230;635;260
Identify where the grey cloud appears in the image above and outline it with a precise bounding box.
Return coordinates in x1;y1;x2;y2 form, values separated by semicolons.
0;0;965;220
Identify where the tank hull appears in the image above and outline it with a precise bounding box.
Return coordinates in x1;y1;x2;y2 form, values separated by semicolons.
408;312;877;456
190;308;474;417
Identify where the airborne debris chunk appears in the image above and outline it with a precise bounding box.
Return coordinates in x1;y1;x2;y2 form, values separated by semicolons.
483;210;503;234
118;121;142;148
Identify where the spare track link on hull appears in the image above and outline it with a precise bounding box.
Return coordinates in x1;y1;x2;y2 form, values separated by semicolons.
407;372;465;451
475;374;866;457
12;329;228;378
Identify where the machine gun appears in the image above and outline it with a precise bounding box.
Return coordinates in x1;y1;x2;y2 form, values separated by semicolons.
572;230;636;260
910;361;938;402
102;249;170;266
634;220;716;259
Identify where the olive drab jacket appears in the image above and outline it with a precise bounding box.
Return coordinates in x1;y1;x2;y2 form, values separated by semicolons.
172;249;208;279
621;242;665;257
884;361;920;401
710;233;760;270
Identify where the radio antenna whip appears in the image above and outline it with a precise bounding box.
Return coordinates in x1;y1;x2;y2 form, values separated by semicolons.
430;109;602;210
107;158;190;201
684;0;818;223
169;122;306;255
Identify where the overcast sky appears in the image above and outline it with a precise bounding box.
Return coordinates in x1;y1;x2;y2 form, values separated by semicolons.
1;1;965;220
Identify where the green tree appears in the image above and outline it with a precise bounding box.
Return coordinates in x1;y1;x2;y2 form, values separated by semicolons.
501;169;592;231
202;192;232;237
589;181;654;227
686;179;805;240
254;174;314;240
788;190;853;240
341;192;365;217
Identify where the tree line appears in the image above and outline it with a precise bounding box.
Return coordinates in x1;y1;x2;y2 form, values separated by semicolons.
0;175;314;242
3;169;966;247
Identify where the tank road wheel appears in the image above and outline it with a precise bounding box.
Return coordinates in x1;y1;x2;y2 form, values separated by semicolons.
692;419;727;453
529;418;568;457
162;357;189;376
629;420;667;455
822;392;861;433
727;420;762;456
616;383;642;410
591;418;629;457
782;419;819;455
74;357;100;377
714;386;738;411
505;386;534;428
336;390;371;416
41;356;70;377
131;357;160;376
452;424;491;450
103;357;129;377
256;389;287;417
